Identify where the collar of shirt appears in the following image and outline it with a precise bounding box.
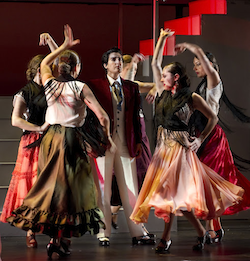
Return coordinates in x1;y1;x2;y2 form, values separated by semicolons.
107;75;122;91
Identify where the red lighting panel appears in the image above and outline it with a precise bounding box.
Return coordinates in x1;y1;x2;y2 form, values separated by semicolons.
139;36;175;56
164;15;201;35
189;0;227;16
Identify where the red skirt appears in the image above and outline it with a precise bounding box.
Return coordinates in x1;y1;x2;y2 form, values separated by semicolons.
0;132;40;222
198;124;250;215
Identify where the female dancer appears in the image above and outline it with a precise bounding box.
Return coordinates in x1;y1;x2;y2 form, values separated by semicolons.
7;24;115;258
0;33;57;248
130;28;244;253
175;42;250;242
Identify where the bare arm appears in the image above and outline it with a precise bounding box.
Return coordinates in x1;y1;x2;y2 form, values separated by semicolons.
122;53;145;81
192;93;218;141
39;33;59;77
175;42;220;90
41;25;80;86
151;28;174;96
12;96;49;132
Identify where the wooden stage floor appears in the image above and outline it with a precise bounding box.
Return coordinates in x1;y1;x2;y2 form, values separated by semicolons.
1;219;250;261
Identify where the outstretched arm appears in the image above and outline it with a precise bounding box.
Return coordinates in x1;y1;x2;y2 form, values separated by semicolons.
151;28;174;96
174;42;220;90
40;24;80;86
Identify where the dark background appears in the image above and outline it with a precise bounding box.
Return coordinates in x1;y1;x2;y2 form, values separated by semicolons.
0;0;191;95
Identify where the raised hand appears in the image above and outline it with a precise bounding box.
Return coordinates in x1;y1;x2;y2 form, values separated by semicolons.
160;28;174;38
62;24;80;49
39;33;53;46
174;43;187;56
132;53;145;64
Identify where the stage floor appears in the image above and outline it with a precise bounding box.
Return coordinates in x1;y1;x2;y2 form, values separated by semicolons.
1;219;250;261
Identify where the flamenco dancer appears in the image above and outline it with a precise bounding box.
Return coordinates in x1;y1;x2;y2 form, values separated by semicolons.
0;33;58;248
130;28;244;253
7;24;115;258
175;41;250;243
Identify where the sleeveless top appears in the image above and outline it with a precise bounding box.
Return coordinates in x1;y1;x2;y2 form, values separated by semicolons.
44;77;86;127
14;81;48;134
155;88;193;132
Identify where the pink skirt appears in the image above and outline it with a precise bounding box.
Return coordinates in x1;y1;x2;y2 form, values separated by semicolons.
0;132;40;222
130;127;244;224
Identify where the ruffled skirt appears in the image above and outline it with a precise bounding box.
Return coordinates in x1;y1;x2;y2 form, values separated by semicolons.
7;125;104;238
198;124;250;214
130;127;244;224
0;132;40;222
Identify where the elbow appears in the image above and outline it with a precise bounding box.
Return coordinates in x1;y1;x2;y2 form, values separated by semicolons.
11;116;18;127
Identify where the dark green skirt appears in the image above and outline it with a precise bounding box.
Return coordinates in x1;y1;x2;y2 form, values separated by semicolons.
7;125;105;238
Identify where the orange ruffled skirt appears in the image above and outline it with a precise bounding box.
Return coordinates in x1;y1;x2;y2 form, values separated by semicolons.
130;127;244;224
0;132;40;222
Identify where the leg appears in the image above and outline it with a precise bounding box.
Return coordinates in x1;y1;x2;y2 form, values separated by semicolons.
155;214;174;253
113;139;155;245
181;210;206;250
111;175;122;229
206;219;217;240
95;150;115;244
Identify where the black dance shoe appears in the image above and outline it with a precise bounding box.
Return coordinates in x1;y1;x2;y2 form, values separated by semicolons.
46;243;68;259
214;228;224;243
155;239;172;254
98;237;110;247
111;213;119;229
192;235;205;251
205;231;213;245
60;238;71;255
132;235;156;245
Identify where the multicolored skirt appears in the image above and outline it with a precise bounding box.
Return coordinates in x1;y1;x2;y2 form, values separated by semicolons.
198;124;250;215
7;125;104;238
130;127;244;224
0;132;40;222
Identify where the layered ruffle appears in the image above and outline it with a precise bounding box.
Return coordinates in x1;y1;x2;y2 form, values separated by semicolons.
7;205;104;237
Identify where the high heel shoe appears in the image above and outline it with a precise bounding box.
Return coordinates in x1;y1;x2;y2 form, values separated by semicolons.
192;235;205;251
155;239;171;253
214;228;224;243
205;231;213;244
26;234;37;248
46;243;68;259
60;238;71;255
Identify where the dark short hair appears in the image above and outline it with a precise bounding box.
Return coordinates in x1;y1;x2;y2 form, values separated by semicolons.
101;47;123;69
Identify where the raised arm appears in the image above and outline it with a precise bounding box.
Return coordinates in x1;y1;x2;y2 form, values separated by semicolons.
39;33;59;77
174;42;220;90
122;53;145;81
40;24;80;86
151;28;174;96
